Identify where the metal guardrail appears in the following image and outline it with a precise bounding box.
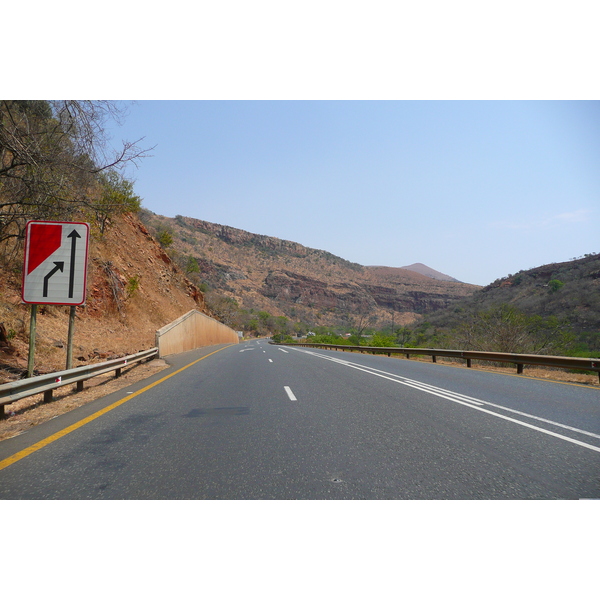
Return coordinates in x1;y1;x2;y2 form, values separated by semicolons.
272;342;600;381
0;347;159;418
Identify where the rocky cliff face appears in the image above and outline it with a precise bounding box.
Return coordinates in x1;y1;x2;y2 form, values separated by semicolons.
261;271;375;313
362;285;452;312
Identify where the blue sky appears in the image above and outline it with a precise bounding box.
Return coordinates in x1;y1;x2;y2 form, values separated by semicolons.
104;100;599;286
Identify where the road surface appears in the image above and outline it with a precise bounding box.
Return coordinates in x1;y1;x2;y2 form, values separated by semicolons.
1;340;598;499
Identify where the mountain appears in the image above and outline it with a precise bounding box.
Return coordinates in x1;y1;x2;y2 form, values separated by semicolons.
139;211;480;329
399;262;460;282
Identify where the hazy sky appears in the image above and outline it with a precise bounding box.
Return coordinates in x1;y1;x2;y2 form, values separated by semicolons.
105;100;599;286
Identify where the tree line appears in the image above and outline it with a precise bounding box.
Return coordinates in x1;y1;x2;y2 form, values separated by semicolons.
271;303;587;358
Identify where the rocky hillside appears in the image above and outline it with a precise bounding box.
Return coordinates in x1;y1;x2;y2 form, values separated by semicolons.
0;212;206;381
139;211;480;329
422;253;600;352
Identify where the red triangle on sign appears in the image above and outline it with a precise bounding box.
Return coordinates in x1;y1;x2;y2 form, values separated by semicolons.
27;223;63;274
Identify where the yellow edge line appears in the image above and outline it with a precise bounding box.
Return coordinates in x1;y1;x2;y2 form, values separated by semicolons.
0;345;233;472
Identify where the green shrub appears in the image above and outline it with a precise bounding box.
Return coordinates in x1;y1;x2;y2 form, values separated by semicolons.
309;334;351;345
548;279;564;293
126;275;141;296
157;229;174;248
368;332;397;347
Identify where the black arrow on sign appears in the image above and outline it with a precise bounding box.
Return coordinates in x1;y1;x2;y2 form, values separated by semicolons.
67;229;81;298
43;261;64;297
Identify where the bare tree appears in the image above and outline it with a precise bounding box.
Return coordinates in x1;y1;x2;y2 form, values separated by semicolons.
349;302;378;345
0;100;152;247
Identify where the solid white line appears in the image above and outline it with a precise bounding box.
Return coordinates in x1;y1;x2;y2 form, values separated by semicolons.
284;386;297;401
394;380;485;406
472;398;600;440
318;353;600;436
459;403;600;453
301;352;485;406
289;347;600;453
279;348;289;353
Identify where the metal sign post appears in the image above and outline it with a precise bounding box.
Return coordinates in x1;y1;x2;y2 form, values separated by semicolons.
21;221;90;377
26;304;38;378
66;305;76;370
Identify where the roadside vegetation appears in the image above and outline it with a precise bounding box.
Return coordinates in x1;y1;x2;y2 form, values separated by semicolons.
0;100;162;379
259;300;598;363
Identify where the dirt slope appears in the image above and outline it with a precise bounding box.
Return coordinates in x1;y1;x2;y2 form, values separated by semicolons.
0;212;204;383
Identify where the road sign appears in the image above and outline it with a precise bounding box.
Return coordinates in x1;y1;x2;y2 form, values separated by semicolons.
22;221;90;305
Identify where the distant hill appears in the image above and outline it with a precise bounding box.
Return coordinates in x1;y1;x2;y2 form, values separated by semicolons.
139;210;480;330
421;253;600;353
399;262;460;282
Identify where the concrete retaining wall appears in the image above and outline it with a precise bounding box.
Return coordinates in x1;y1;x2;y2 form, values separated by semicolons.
155;310;239;356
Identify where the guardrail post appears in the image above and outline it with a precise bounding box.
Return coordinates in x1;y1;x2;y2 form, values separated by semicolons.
406;353;410;359
466;359;472;368
516;364;524;374
432;355;437;363
43;389;53;402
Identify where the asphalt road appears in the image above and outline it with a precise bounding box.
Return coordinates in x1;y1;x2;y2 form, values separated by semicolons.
1;340;599;499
